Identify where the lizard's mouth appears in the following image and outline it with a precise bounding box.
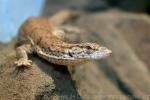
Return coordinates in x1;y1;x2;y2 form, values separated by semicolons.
66;47;112;60
37;46;112;65
38;46;112;61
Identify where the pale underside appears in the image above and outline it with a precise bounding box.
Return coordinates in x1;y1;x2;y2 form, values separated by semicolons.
33;44;111;65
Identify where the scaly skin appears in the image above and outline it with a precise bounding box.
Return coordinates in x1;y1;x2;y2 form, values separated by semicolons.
15;10;112;67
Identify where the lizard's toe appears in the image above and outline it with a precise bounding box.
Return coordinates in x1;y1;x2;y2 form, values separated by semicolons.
14;60;32;67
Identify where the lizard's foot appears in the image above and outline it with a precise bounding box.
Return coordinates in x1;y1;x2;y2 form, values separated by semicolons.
67;65;75;80
14;59;32;67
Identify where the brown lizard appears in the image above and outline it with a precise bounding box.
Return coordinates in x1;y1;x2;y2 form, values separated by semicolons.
14;10;112;73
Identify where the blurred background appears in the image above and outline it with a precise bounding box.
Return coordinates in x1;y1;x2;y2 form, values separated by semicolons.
0;0;150;42
0;0;150;100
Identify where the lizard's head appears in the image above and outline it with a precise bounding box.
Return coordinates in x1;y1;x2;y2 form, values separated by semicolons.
66;43;112;60
39;43;112;65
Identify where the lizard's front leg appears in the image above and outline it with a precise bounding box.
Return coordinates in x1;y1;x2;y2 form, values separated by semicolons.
14;44;32;67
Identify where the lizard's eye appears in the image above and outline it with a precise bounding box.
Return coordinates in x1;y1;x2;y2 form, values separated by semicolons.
86;45;92;49
71;47;83;54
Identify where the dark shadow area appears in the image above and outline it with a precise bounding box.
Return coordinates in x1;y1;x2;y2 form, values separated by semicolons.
82;0;110;12
31;55;82;100
42;0;150;14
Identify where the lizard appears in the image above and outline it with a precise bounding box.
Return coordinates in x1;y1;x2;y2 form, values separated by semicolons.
14;10;112;75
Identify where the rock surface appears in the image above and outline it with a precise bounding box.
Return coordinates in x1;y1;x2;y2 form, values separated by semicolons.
72;10;150;100
0;10;150;100
42;0;150;16
0;40;81;100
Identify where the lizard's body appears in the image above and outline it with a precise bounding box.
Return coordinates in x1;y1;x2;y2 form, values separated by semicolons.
15;10;111;67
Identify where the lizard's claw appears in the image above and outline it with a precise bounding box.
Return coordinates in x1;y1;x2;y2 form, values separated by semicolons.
14;59;32;67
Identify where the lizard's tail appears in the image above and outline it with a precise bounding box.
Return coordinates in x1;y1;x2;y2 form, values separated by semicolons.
49;9;83;26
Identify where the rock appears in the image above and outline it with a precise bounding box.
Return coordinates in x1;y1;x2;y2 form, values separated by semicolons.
71;10;150;100
42;0;89;16
0;40;81;100
108;0;149;12
112;12;150;68
42;0;150;16
73;63;127;100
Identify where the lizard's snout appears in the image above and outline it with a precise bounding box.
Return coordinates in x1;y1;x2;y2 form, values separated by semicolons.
90;47;112;59
98;47;112;54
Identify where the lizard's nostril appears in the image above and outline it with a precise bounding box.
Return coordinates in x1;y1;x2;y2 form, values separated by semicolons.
106;49;112;54
86;50;93;54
